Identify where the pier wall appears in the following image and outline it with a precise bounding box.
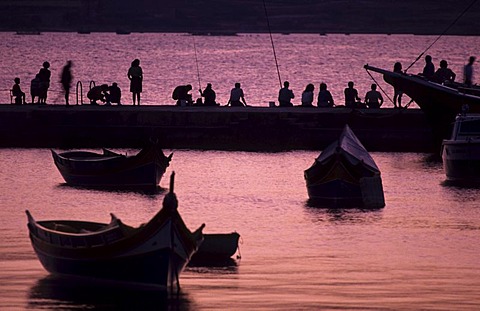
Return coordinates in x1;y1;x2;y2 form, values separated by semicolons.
0;105;435;152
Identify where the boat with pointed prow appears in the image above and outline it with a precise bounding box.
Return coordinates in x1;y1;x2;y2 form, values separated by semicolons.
26;172;204;290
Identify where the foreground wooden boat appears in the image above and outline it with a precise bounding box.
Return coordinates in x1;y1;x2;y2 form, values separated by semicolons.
192;232;240;261
26;173;204;290
442;114;480;183
304;125;385;208
51;143;172;189
364;64;480;146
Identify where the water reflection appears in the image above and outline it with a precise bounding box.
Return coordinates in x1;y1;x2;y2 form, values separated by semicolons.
56;183;167;196
187;258;239;274
28;275;195;310
304;204;383;224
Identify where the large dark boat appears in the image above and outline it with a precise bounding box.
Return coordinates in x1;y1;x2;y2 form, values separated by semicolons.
51;143;172;189
304;125;385;208
364;64;480;147
26;173;204;290
442;114;480;184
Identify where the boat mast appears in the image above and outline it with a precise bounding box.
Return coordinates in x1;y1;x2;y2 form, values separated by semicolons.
263;0;282;88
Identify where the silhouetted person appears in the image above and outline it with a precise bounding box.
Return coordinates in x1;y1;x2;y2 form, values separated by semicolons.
317;83;334;107
301;83;315;107
60;60;73;105
12;77;26;105
421;55;435;80
365;83;383;109
432;59;456;84
464;56;476;87
199;83;217;106
87;84;109;105
108;82;121;105
172;84;193;106
30;74;41;104
393;62;403;108
127;59;142;105
344;81;361;108
227;82;247;107
38;61;51;104
278;81;294;107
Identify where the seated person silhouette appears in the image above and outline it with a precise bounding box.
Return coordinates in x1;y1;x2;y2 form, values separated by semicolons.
87;84;109;105
107;82;121;105
12;77;26;105
364;84;384;109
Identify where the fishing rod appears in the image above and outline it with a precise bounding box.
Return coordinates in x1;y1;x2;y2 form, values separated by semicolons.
405;0;479;72
263;0;282;88
192;35;202;90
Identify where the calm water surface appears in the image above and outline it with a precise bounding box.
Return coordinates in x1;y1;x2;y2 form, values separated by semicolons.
1;149;480;310
1;32;479;107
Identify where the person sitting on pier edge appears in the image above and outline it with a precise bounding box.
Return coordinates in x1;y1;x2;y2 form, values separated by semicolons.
317;83;334;107
364;83;383;109
420;55;435;80
12;77;26;105
87;84;109;105
393;62;403;108
344;81;361;108
278;81;294;107
30;74;41;104
227;82;247;107
301;83;315;107
107;82;121;105
173;84;193;106
432;59;456;84
199;83;218;106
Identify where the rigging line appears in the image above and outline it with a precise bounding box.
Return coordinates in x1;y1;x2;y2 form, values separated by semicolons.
405;0;479;72
192;35;202;90
263;0;282;88
365;68;394;104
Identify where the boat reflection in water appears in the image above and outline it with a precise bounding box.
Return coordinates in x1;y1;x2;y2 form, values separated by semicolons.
28;275;195;310
304;125;385;209
442;113;480;185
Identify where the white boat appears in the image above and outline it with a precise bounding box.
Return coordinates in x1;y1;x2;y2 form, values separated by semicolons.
441;114;480;183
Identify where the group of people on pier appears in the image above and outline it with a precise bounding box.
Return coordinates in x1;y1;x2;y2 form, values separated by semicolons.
10;56;475;108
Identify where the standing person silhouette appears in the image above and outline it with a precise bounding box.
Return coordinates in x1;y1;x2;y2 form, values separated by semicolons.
38;61;51;104
60;60;73;105
464;56;476;87
127;59;143;105
422;55;435;80
393;62;403;108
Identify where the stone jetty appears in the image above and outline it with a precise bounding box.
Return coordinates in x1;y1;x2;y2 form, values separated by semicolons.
0;104;435;152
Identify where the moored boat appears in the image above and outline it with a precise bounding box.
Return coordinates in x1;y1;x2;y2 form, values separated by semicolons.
442;113;480;183
51;143;172;189
192;232;241;261
364;64;480;147
26;173;204;290
304;124;385;208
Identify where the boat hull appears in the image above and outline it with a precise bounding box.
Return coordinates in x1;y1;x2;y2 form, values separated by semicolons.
51;145;171;189
442;140;480;183
306;178;363;207
192;232;240;260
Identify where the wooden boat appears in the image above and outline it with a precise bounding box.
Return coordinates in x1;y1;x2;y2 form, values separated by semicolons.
364;64;480;146
51;143;172;189
192;232;240;260
442;114;480;183
26;173;204;290
304;124;385;208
